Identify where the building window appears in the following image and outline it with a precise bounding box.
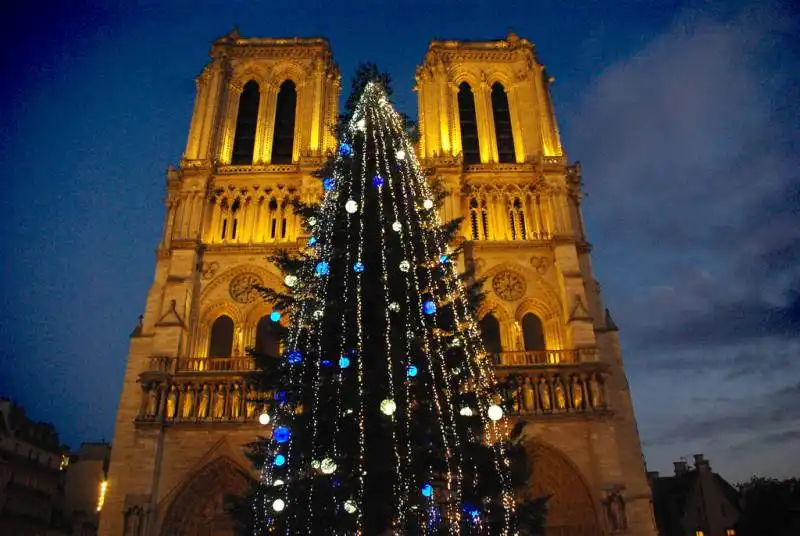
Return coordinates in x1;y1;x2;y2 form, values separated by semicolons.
457;82;480;165
521;313;545;351
508;198;527;240
255;316;281;358
231;81;260;165
271;80;297;164
478;313;502;354
469;198;489;240
208;315;234;357
491;82;516;163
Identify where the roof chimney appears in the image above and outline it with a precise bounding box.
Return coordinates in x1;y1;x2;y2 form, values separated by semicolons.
673;460;688;475
694;454;710;472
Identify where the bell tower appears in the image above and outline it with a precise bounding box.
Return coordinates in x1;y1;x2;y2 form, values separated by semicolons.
416;33;658;536
99;31;340;536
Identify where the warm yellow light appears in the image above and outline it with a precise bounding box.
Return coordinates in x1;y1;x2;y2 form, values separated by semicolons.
97;480;108;512
695;531;704;536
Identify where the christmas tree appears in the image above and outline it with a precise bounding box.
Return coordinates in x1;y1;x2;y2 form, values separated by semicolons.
237;66;544;535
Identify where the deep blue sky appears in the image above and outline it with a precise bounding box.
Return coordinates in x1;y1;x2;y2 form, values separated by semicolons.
1;0;797;482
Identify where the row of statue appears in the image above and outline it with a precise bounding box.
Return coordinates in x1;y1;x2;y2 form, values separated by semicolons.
141;382;268;421
140;373;606;421
497;373;606;414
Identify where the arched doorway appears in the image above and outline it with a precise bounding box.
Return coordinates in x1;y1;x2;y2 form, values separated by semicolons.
160;457;252;536
479;313;503;354
525;442;601;536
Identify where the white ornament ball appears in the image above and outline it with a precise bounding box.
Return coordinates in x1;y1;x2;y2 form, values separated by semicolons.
321;457;337;474
344;500;357;514
308;217;317;227
487;404;504;421
391;221;402;232
422;199;434;210
311;460;321;470
388;302;400;312
284;275;298;288
399;260;411;272
345;199;359;214
272;498;285;512
313;309;324;319
355;118;366;132
459;407;473;417
396;149;406;160
380;398;397;416
273;479;284;487
258;412;271;425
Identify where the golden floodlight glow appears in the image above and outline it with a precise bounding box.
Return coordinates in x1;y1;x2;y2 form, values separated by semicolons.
97;480;108;512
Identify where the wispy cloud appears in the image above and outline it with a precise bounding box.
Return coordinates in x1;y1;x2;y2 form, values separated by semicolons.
567;2;800;479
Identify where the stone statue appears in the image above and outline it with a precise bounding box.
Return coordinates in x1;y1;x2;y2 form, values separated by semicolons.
230;383;241;418
590;375;604;408
245;385;257;418
166;385;178;419
522;377;535;413
571;376;584;410
538;377;551;411
510;377;521;413
554;377;567;410
198;384;210;418
181;385;195;419
123;506;142;536
212;384;226;418
605;491;628;531
146;383;159;418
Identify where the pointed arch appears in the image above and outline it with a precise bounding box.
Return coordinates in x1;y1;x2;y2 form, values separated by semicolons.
521;312;546;351
208;315;234;357
457;82;480;165
523;440;601;536
271;80;297;164
159;456;253;536
231;80;260;165
491;82;516;163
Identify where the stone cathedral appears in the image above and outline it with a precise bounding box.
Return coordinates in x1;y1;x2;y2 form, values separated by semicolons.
100;30;657;536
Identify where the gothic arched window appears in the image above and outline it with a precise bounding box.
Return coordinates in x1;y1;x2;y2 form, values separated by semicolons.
479;313;503;354
208;315;234;357
508;198;527;240
469;197;489;240
231;81;260;165
458;82;480;165
271;80;297;164
522;313;546;351
491;83;516;163
255;316;281;358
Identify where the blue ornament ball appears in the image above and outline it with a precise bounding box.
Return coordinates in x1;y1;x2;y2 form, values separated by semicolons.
315;261;330;276
421;483;434;497
338;143;352;157
372;175;384;188
275;390;286;402
423;300;436;315
273;426;291;443
287;351;303;364
339;356;351;369
439;254;449;263
321;359;332;367
323;177;335;190
270;311;281;322
273;454;286;466
308;236;317;247
353;262;365;273
407;364;418;377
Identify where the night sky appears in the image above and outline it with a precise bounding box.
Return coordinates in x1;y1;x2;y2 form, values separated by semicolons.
1;0;797;483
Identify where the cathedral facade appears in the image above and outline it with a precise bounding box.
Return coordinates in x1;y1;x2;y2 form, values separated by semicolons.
99;31;657;536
